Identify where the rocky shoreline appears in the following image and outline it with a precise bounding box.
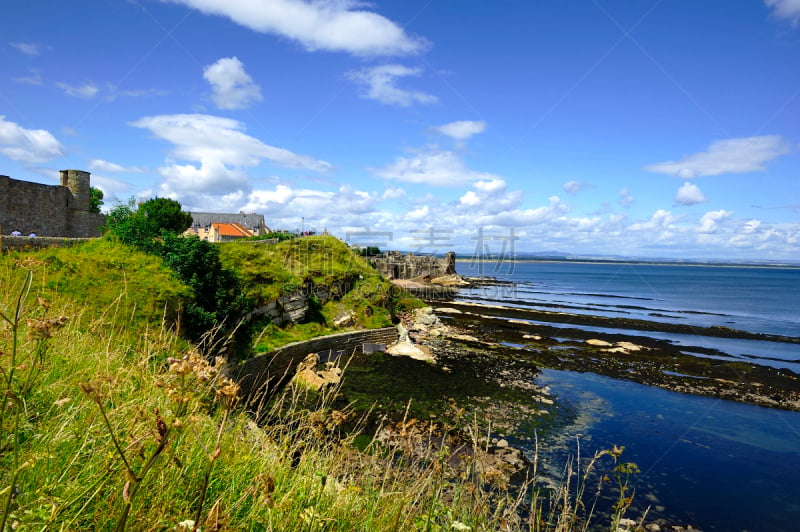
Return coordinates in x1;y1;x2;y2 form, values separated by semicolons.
426;300;800;412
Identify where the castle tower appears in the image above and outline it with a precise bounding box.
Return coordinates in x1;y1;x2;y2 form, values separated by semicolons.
59;169;91;211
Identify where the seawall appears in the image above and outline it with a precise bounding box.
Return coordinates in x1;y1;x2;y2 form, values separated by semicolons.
230;327;399;403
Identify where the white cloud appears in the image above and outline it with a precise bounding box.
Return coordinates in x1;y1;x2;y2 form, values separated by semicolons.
697;210;732;233
675;182;707;206
130;114;331;206
0;115;64;164
459;179;523;215
9;42;48;55
382;186;406;200
643;135;791;179
56;82;99;99
203;57;263;110
348;64;437;106
433;120;486;141
629;209;679;238
618;187;635;207
376;148;498;187
88;159;144;173
765;0;800;25
131;114;331;172
166;0;426;56
562;180;585;196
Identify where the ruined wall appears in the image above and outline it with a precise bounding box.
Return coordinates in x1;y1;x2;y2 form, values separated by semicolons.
370;251;456;280
229;327;400;401
0;170;104;238
1;236;93;253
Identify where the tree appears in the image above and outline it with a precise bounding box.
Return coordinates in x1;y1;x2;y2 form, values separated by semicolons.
89;187;104;213
137;197;193;235
160;233;245;340
104;197;193;251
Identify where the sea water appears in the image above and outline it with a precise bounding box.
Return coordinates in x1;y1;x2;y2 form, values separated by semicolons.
456;260;800;530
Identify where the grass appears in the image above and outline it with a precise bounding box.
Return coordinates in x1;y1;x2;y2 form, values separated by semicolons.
0;239;642;530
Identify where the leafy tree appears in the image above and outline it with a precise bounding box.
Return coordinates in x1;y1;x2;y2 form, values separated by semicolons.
103;198;159;251
160;232;247;342
137;197;193;235
358;246;381;257
104;197;248;347
89;186;104;213
104;197;193;251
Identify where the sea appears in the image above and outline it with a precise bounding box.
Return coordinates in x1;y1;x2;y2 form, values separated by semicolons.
456;260;800;531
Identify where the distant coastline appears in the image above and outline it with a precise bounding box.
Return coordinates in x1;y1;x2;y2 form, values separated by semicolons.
457;256;800;269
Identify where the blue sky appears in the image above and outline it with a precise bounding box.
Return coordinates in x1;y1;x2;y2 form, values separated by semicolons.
1;0;799;260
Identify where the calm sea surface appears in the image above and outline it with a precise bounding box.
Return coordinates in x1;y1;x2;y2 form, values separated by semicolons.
456;260;800;530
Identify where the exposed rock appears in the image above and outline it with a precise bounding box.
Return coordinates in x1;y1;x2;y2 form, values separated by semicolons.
586;339;613;347
414;306;442;328
333;312;356;328
291;353;341;391
435;307;462;314
430;274;471;287
386;340;436;362
616;341;644;352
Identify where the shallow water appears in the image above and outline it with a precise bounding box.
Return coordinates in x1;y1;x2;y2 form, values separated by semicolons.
455;260;800;529
531;369;800;531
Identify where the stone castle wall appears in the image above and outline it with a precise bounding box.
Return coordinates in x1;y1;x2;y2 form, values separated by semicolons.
370;251;456;280
0;170;104;238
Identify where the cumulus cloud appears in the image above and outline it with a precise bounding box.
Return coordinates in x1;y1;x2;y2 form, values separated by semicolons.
203;57;263;110
130;113;331;207
675;182;707;206
643;135;791;179
0;115;64;164
165;0;426;56
433;120;486;140
348;64;437;106
237;182;383;231
88;159;144;173
458;179;523;215
697;209;732;233
765;0;800;25
56;82;99;99
376;148;499;187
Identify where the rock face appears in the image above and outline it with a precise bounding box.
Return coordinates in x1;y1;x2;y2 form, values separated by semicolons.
370;251;456;280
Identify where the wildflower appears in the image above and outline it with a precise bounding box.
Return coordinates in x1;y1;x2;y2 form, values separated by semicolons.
452;521;472;531
176;519;196;530
25;315;69;339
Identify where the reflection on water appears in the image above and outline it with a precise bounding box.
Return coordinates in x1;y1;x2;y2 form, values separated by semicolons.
532;369;800;530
